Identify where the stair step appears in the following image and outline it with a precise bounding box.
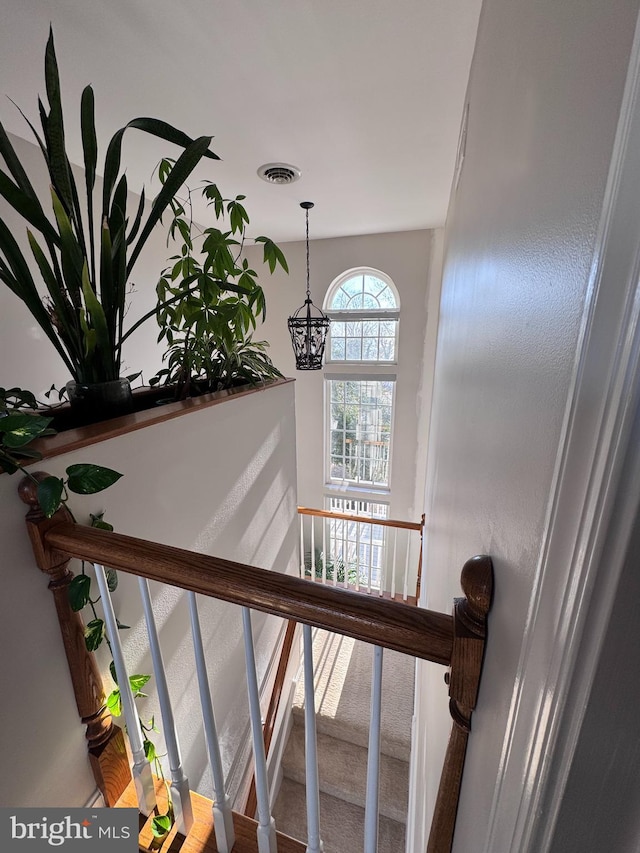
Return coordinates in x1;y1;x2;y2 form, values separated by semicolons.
293;629;415;762
273;777;406;853
281;722;409;823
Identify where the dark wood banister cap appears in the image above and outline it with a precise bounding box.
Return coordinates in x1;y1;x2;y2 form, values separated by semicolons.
37;518;455;666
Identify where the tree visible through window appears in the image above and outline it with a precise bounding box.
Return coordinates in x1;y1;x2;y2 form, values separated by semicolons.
328;378;394;487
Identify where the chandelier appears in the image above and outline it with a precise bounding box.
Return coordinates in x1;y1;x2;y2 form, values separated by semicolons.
287;202;330;370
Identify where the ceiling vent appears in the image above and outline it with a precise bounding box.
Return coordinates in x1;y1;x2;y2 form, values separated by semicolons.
257;163;301;185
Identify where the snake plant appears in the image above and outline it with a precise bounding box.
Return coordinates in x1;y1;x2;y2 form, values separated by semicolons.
0;28;218;384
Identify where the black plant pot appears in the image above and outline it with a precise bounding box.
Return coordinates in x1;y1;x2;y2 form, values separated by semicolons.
65;378;134;426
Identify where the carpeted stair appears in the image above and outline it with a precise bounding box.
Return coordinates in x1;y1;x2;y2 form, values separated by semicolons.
273;629;415;852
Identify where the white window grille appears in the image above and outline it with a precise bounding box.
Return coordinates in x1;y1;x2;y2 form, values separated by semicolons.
324;269;399;363
327;378;395;487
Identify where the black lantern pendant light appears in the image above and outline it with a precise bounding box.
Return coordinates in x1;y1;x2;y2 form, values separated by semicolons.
287;202;330;370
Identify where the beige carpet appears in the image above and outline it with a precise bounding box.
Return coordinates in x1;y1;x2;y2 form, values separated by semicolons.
273;629;415;852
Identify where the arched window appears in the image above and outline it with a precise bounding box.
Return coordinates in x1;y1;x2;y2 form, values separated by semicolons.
324;268;400;363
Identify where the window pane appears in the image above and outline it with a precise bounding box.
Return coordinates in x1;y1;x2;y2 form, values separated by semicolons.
346;338;362;360
363;338;379;360
342;276;364;298
331;288;350;309
331;338;346;360
379;337;395;360
326;379;394;487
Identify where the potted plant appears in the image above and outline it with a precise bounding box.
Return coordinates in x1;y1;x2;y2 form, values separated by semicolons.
0;28;218;423
148;159;288;398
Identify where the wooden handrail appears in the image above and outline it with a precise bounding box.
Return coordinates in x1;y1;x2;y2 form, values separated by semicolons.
298;505;423;532
21;477;493;853
37;519;453;665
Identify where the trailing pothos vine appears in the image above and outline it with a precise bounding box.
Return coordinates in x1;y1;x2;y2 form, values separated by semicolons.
68;531;173;839
2;388;172;838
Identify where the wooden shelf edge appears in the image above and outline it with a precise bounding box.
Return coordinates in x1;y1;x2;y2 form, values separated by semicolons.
16;378;294;466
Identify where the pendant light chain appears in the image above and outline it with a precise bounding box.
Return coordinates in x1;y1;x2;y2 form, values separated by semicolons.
287;200;331;370
305;205;311;301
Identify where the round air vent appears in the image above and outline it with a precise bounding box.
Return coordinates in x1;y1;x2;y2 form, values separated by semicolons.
257;162;302;185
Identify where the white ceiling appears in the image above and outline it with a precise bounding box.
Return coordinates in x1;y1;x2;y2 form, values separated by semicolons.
0;1;481;243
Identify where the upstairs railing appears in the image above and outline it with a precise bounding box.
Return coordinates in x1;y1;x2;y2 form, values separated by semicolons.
20;474;492;853
298;506;425;602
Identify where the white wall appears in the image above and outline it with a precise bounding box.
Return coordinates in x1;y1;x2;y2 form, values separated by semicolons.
412;1;640;852
246;228;439;523
0;381;298;806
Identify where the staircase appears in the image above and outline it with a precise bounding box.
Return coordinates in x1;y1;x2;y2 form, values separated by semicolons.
273;628;415;852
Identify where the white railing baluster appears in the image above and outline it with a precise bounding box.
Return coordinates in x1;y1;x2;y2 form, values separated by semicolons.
93;563;156;816
342;518;348;588
300;514;305;578
242;607;277;853
403;533;411;601
391;528;398;600
364;645;384;853
367;520;373;594
138;578;194;836
188;592;235;853
303;624;324;853
311;516;316;581
322;517;327;585
355;521;361;592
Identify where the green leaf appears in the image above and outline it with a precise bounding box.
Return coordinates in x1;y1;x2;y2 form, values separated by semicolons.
255;236;289;274
128;135;216;273
80;86;97;195
129;673;151;695
37;476;64;517
151;815;172;838
90;512;114;532
0;413;52;447
65;463;123;494
106;568;118;591
109;661;118;684
143;739;157;762
68;573;92;612
106;688;122;717
116;619;130;630
84;618;105;652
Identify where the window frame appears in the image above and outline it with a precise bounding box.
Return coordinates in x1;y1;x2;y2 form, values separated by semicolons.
324;373;396;492
323;267;400;365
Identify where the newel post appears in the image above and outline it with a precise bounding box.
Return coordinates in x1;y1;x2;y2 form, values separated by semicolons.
427;555;493;853
18;473;131;806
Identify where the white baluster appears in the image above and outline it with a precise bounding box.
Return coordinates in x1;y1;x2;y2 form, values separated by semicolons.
188;592;235;853
93;563;156;816
322;517;327;585
379;526;387;598
303;624;324;853
391;528;398;600
300;514;305;578
311;516;316;581
403;532;411;601
355;520;361;591
242;608;277;853
138;578;193;836
367;521;373;594
342;518;348;588
364;646;383;853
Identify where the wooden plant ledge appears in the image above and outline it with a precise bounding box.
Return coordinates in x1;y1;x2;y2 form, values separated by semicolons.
116;778;306;853
25;378;294;464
